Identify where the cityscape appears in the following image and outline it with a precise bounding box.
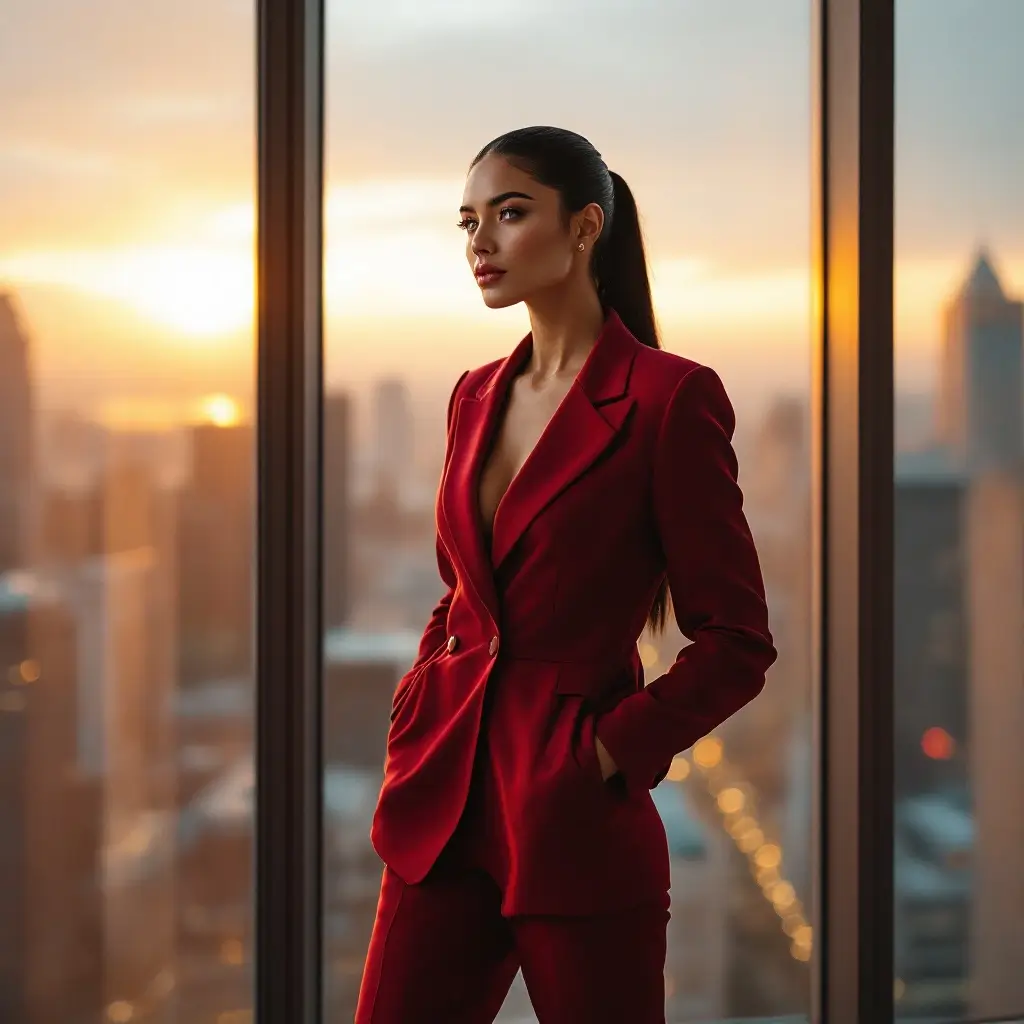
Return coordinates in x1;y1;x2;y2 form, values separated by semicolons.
2;2;1023;1021
1;245;1021;1022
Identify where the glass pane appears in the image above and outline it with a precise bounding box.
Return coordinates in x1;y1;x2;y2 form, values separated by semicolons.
323;3;813;1020
0;5;256;1023
894;1;1024;1020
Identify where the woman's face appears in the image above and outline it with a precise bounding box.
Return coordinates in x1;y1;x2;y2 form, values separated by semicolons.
459;153;588;310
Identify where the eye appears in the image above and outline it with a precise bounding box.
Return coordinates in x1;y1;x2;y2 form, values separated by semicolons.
498;206;523;221
456;216;477;232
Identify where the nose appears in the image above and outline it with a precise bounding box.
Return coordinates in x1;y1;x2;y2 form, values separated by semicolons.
471;224;495;256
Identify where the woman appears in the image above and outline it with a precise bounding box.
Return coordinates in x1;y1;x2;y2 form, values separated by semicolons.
356;126;776;1024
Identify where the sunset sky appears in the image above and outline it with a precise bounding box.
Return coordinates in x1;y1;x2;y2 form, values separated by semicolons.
1;0;1021;426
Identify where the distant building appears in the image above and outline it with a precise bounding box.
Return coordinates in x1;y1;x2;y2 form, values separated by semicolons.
177;422;254;685
963;470;1024;1018
894;450;967;799
372;377;414;501
936;249;1023;470
0;293;34;573
894;249;1024;1018
324;391;353;630
0;578;98;1024
896;250;1024;800
0;560;177;1024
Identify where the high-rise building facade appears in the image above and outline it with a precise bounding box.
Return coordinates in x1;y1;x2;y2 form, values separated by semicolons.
371;377;414;501
324;391;353;630
0;294;33;573
177;423;254;686
937;251;1024;471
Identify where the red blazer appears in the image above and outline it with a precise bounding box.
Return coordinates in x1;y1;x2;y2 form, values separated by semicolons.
370;309;776;916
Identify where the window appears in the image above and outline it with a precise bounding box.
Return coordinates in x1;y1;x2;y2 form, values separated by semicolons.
894;2;1024;1019
322;3;813;1020
0;4;256;1021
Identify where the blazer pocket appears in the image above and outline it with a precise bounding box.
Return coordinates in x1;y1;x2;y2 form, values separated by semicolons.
574;708;629;799
390;642;447;722
554;660;634;705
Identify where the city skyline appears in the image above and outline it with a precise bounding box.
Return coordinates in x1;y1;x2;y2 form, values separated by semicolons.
2;1;1023;420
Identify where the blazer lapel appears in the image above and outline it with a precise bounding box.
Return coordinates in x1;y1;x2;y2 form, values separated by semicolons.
440;310;640;614
490;311;638;572
440;333;532;623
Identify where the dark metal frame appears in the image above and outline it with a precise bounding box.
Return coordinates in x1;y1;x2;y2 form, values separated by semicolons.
255;0;326;1021
812;1;895;1022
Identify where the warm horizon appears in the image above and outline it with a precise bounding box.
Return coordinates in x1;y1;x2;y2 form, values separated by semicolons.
2;190;1020;428
2;0;1022;427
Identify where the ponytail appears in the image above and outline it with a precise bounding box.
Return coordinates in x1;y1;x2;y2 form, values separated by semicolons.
597;172;670;635
595;172;661;353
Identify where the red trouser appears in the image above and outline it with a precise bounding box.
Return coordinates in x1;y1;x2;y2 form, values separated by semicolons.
355;863;669;1023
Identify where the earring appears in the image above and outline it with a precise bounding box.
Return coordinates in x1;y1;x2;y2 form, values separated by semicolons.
578;242;585;252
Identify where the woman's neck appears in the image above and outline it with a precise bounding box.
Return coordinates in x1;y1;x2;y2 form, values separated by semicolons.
524;288;605;380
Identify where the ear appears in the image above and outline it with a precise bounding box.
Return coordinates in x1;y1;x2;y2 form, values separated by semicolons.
573;202;605;249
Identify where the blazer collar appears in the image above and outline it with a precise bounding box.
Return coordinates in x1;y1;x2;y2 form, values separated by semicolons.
472;307;635;406
440;309;639;623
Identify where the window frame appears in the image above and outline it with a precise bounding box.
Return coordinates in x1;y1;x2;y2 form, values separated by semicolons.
255;0;326;1020
812;1;896;1021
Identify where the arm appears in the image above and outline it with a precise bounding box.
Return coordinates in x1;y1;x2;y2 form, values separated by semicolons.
596;365;777;791
406;369;469;673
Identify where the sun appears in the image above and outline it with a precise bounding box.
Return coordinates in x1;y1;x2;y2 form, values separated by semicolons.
198;393;243;427
123;245;254;337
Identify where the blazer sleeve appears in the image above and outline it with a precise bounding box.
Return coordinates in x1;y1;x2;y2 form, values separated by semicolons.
595;365;777;790
406;369;469;673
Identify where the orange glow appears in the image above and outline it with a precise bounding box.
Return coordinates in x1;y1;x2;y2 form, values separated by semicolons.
197;393;243;427
921;726;955;760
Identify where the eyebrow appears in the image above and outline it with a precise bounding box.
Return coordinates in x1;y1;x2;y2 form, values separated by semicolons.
459;191;535;214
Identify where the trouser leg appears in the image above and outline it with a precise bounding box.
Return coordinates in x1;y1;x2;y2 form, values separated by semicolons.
355;865;519;1024
514;894;670;1024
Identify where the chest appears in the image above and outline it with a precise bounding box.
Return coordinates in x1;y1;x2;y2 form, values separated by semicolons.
477;376;574;541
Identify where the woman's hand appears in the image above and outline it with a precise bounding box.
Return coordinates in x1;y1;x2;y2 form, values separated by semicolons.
595;735;619;781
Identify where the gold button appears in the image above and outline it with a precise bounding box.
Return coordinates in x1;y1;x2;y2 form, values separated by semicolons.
488;635;499;657
446;635;458;654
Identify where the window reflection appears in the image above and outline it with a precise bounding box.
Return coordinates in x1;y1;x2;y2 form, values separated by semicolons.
895;3;1024;1019
324;2;813;1020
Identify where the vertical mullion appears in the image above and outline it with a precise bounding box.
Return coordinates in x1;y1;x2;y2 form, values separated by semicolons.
255;0;325;1021
813;1;895;1022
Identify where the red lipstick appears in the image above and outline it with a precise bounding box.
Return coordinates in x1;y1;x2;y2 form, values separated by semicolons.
474;262;506;287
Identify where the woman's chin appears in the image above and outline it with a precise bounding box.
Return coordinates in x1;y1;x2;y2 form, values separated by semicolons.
479;287;520;310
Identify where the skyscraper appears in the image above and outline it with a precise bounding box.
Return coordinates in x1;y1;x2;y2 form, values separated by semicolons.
324;390;353;630
0;293;33;573
936;249;1024;471
177;423;254;686
0;579;102;1024
894;249;1024;1016
372;377;414;501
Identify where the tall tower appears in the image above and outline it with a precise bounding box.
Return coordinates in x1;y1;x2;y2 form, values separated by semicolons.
937;250;1024;471
323;391;352;630
177;422;255;685
372;377;414;500
0;293;33;572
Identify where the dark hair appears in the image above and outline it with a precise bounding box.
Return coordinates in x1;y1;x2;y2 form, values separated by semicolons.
471;126;670;635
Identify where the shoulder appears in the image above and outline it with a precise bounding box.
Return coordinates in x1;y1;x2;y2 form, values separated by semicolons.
441;359;501;431
629;342;733;426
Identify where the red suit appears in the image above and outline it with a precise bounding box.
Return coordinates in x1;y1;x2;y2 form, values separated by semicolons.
357;310;776;1022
